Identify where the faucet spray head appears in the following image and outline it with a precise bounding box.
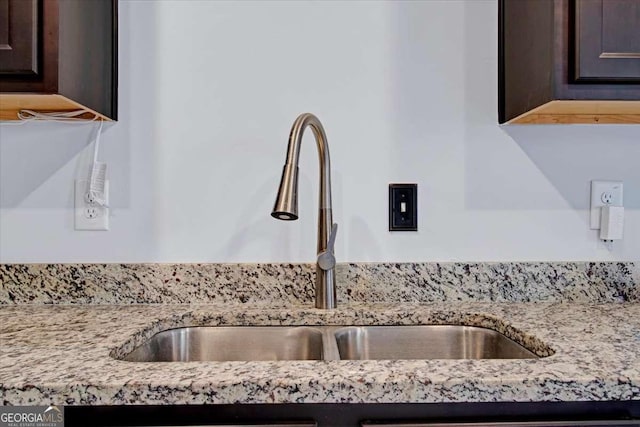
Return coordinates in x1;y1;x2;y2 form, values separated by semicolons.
271;163;299;221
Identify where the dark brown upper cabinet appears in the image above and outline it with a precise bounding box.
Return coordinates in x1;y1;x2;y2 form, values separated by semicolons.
499;0;640;124
575;0;640;82
0;0;117;121
0;0;39;78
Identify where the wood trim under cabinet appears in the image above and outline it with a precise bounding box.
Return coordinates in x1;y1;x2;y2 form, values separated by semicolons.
0;93;111;121
505;100;640;124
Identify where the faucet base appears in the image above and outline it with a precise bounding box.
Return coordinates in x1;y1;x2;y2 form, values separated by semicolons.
315;266;336;309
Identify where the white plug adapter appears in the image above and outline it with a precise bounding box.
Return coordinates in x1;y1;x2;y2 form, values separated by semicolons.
599;205;624;241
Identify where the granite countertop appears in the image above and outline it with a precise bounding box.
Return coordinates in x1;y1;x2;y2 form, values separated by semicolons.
2;301;640;405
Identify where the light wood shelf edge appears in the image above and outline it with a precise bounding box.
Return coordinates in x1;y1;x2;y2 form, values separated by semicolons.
506;100;640;124
0;94;112;121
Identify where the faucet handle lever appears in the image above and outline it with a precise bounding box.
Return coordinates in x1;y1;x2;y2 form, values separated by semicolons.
317;223;338;271
327;222;338;252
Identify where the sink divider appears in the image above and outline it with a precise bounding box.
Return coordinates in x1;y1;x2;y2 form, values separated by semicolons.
321;326;342;361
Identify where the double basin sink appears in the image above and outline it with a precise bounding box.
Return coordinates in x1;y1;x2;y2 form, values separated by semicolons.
121;325;541;362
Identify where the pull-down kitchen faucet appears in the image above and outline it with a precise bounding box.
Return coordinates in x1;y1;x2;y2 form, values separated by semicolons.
271;113;337;309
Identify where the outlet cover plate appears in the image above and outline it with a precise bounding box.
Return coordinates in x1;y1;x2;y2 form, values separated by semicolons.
75;179;109;230
590;180;623;230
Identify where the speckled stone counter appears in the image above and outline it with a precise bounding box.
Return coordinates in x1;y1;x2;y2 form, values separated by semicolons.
1;262;639;406
1;262;638;304
1;302;640;405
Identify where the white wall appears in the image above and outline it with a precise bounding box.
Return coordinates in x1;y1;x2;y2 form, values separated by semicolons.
1;0;639;263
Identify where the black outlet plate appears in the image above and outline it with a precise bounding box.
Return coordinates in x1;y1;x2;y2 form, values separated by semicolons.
389;183;417;231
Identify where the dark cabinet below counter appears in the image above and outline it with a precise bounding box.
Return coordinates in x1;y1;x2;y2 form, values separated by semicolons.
0;0;117;121
499;0;640;124
66;401;640;427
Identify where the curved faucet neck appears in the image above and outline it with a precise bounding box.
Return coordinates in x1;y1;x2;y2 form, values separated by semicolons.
284;113;332;211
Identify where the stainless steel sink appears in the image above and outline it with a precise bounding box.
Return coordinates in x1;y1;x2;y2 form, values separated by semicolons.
122;326;324;362
119;325;542;362
334;326;538;360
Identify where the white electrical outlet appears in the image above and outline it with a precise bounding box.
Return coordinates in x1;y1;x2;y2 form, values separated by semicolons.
590;180;623;229
75;179;109;230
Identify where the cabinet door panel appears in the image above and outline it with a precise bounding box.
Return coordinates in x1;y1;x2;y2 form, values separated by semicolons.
0;0;39;76
574;0;640;82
